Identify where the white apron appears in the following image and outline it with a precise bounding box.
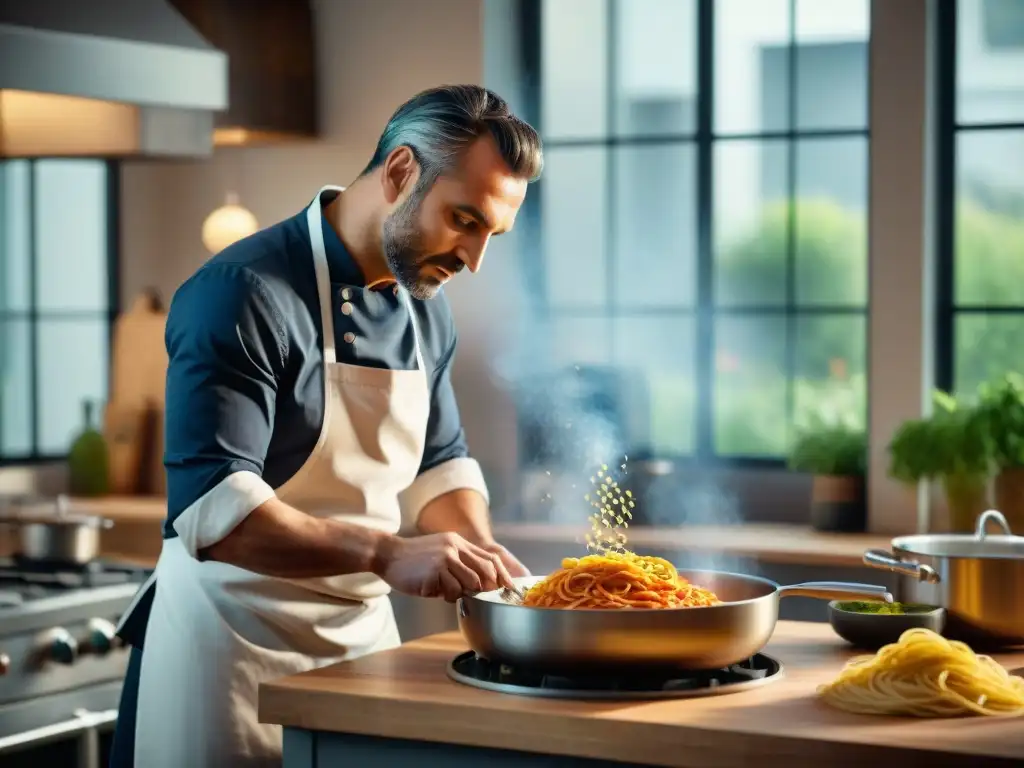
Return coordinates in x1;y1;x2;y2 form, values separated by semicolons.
131;187;431;768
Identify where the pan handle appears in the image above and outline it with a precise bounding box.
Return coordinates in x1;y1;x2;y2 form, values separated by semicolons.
778;581;893;602
863;549;941;584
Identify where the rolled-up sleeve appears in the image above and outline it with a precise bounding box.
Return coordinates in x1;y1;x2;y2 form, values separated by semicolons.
163;264;286;557
400;328;489;524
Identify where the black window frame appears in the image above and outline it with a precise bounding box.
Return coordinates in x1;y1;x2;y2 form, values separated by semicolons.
0;158;121;465
517;0;871;469
934;0;1024;394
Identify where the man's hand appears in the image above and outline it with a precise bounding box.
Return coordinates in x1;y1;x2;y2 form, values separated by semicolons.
374;532;516;602
414;488;530;583
480;540;531;579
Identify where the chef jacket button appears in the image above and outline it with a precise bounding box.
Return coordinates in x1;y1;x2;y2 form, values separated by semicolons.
341;302;354;316
340;287;352;301
343;332;355;344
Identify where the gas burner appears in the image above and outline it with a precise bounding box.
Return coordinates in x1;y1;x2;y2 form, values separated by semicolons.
0;556;151;599
446;652;784;700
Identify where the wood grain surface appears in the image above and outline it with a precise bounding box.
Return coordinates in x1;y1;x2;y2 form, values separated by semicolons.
259;621;1024;768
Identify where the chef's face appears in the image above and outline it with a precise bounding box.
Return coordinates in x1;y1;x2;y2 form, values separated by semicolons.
382;138;528;300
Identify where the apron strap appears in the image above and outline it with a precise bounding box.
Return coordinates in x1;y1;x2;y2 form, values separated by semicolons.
399;289;428;375
306;188;340;365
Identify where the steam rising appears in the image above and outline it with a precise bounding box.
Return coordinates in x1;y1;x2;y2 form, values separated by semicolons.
490;328;747;575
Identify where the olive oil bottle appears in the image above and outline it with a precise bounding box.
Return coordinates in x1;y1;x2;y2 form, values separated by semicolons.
68;399;110;496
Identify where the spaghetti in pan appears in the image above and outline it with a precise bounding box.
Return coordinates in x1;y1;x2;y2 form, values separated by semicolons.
522;552;721;610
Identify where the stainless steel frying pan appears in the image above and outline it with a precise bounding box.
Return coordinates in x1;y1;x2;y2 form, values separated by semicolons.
457;570;892;671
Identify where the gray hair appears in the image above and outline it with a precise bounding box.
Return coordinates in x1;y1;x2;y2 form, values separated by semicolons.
362;85;543;189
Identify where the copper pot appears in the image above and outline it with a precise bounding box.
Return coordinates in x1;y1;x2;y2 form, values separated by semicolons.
863;510;1024;647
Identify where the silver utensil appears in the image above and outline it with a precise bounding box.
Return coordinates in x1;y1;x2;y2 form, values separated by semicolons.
499;583;526;604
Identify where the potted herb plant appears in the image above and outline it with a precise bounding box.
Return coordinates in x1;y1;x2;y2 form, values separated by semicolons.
888;391;991;533
976;372;1024;532
788;421;868;532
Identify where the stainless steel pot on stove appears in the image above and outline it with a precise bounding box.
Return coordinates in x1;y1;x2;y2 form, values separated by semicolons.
863;510;1024;647
0;494;113;564
457;571;892;671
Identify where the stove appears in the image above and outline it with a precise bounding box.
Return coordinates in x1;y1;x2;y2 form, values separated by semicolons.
0;557;151;767
446;652;784;700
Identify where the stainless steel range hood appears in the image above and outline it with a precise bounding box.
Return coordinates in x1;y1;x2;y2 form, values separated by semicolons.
0;0;228;158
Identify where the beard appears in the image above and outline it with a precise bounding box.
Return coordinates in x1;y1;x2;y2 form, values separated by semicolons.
381;190;462;300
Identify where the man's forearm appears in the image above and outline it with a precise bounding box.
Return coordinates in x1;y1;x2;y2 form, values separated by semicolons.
416;488;494;545
201;497;392;578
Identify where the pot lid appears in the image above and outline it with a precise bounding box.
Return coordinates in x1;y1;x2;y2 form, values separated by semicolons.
0;495;111;527
891;510;1024;559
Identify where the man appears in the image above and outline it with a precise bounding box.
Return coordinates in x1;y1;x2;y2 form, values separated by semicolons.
109;84;543;768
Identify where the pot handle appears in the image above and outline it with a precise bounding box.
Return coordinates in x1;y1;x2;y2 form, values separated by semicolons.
863;549;941;584
976;509;1013;539
778;581;893;602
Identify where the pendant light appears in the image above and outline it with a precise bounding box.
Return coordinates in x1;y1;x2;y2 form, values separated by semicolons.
201;192;258;254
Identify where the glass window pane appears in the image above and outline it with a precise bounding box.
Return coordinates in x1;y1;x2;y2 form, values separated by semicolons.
714;315;788;456
955;130;1024;305
957;0;1024;124
794;0;869;130
0;318;32;455
542;148;609;309
541;0;609;139
613;315;695;455
37;318;108;453
1;161;31;312
547;316;613;367
954;314;1024;397
715;0;791;134
613;0;697;136
714;139;788;306
793;314;866;429
34;160;108;312
794;137;868;306
613;144;697;307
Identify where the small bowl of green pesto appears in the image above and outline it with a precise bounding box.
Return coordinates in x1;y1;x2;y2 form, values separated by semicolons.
828;600;946;651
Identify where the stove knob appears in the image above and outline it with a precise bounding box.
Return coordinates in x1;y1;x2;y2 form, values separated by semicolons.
48;629;79;665
85;618;118;656
0;653;9;676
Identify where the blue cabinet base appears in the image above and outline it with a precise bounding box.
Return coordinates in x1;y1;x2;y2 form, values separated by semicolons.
282;728;656;768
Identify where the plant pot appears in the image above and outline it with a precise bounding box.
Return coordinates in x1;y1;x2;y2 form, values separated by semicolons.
810;475;866;533
942;474;989;533
994;466;1024;533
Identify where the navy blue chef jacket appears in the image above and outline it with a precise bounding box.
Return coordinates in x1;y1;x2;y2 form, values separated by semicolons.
108;190;487;767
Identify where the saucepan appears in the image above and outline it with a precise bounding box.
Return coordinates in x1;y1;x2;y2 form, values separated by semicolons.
457;570;892;671
863;509;1024;647
0;494;113;565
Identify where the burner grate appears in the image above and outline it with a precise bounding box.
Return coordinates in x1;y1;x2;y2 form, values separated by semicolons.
0;557;151;598
447;651;783;700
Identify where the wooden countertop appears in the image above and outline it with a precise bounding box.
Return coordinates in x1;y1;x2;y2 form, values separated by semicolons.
70;495;166;521
492;523;892;568
259;621;1024;768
